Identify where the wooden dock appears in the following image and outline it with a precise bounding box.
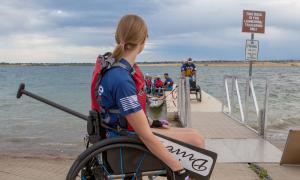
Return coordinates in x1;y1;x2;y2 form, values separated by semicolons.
166;89;300;179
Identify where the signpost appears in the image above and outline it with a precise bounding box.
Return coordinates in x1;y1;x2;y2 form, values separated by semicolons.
242;10;266;77
242;10;266;123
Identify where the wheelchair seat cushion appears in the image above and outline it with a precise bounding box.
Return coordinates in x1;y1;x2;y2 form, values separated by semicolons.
106;146;166;174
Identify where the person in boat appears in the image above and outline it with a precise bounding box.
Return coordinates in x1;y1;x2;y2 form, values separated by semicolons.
97;14;204;179
145;74;152;94
181;57;197;88
153;76;164;96
163;73;174;91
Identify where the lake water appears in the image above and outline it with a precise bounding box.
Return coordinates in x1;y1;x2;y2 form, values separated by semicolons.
0;65;299;155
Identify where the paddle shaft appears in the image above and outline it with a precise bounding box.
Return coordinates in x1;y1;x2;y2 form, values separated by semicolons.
20;89;88;121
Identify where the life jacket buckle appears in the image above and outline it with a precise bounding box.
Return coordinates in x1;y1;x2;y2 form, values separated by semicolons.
116;125;129;136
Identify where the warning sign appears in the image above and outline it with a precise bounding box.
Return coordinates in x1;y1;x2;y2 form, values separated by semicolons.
245;40;259;61
242;10;266;33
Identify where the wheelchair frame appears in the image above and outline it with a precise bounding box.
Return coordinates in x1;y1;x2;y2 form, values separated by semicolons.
67;135;168;179
189;81;202;102
72;110;169;180
16;83;170;180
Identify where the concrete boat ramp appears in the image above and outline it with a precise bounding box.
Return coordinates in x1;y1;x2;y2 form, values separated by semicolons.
166;89;300;179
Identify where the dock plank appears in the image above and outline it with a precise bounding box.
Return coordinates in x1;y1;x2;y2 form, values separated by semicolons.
206;139;282;163
191;112;257;139
190;91;222;112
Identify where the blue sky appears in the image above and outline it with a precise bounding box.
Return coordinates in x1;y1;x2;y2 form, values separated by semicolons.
0;0;299;63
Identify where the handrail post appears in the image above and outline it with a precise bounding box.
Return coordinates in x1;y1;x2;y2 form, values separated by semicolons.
179;77;184;126
177;77;181;124
244;78;249;123
182;78;185;127
230;77;235;111
258;109;266;138
222;77;225;112
184;78;187;127
185;78;191;128
261;79;269;138
178;77;181;118
224;78;231;114
249;79;259;117
235;77;245;123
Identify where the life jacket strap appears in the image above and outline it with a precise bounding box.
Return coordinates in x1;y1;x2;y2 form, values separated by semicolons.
100;122;130;136
101;108;120;114
112;62;136;75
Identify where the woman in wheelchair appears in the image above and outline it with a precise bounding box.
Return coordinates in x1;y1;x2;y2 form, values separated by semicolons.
74;14;205;180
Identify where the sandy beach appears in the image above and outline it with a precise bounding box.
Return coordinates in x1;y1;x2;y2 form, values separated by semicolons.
0;154;74;180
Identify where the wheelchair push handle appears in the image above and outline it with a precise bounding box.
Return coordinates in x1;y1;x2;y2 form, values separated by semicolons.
16;83;88;121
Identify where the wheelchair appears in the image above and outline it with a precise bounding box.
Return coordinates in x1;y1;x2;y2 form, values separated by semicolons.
66;111;169;180
189;79;201;102
16;83;170;180
17;83;216;180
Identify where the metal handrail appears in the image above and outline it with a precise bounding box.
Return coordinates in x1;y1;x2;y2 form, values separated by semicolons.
222;75;269;137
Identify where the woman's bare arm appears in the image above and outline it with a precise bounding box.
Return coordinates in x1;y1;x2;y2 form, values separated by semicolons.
126;110;183;171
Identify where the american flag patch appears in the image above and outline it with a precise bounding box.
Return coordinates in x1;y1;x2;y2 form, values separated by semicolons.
120;95;140;112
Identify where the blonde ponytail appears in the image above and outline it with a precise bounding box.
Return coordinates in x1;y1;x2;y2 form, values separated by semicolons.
112;44;125;62
111;14;148;61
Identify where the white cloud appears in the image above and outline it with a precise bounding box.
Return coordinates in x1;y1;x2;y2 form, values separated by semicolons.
49;9;71;18
0;0;300;62
0;33;113;63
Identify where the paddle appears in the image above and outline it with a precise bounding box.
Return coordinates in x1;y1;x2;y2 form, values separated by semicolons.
17;83;88;121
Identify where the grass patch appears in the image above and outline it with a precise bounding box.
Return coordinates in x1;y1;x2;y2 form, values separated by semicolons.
248;163;272;180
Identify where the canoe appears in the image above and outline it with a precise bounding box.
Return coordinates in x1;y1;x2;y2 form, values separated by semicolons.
148;96;164;108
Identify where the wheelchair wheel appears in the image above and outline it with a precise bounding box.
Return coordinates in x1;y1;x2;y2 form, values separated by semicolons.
196;86;201;102
196;91;202;102
67;137;168;180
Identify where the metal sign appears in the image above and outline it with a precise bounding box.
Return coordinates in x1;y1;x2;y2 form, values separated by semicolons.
245;40;259;61
242;10;266;33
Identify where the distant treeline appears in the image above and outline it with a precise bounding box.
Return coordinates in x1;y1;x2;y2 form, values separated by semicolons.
0;62;94;66
1;60;300;66
139;60;300;64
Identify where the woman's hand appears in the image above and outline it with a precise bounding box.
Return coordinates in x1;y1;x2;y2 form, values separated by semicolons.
172;169;190;180
151;119;170;129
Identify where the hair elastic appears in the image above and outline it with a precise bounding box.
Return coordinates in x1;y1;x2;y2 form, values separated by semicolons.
119;40;125;48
